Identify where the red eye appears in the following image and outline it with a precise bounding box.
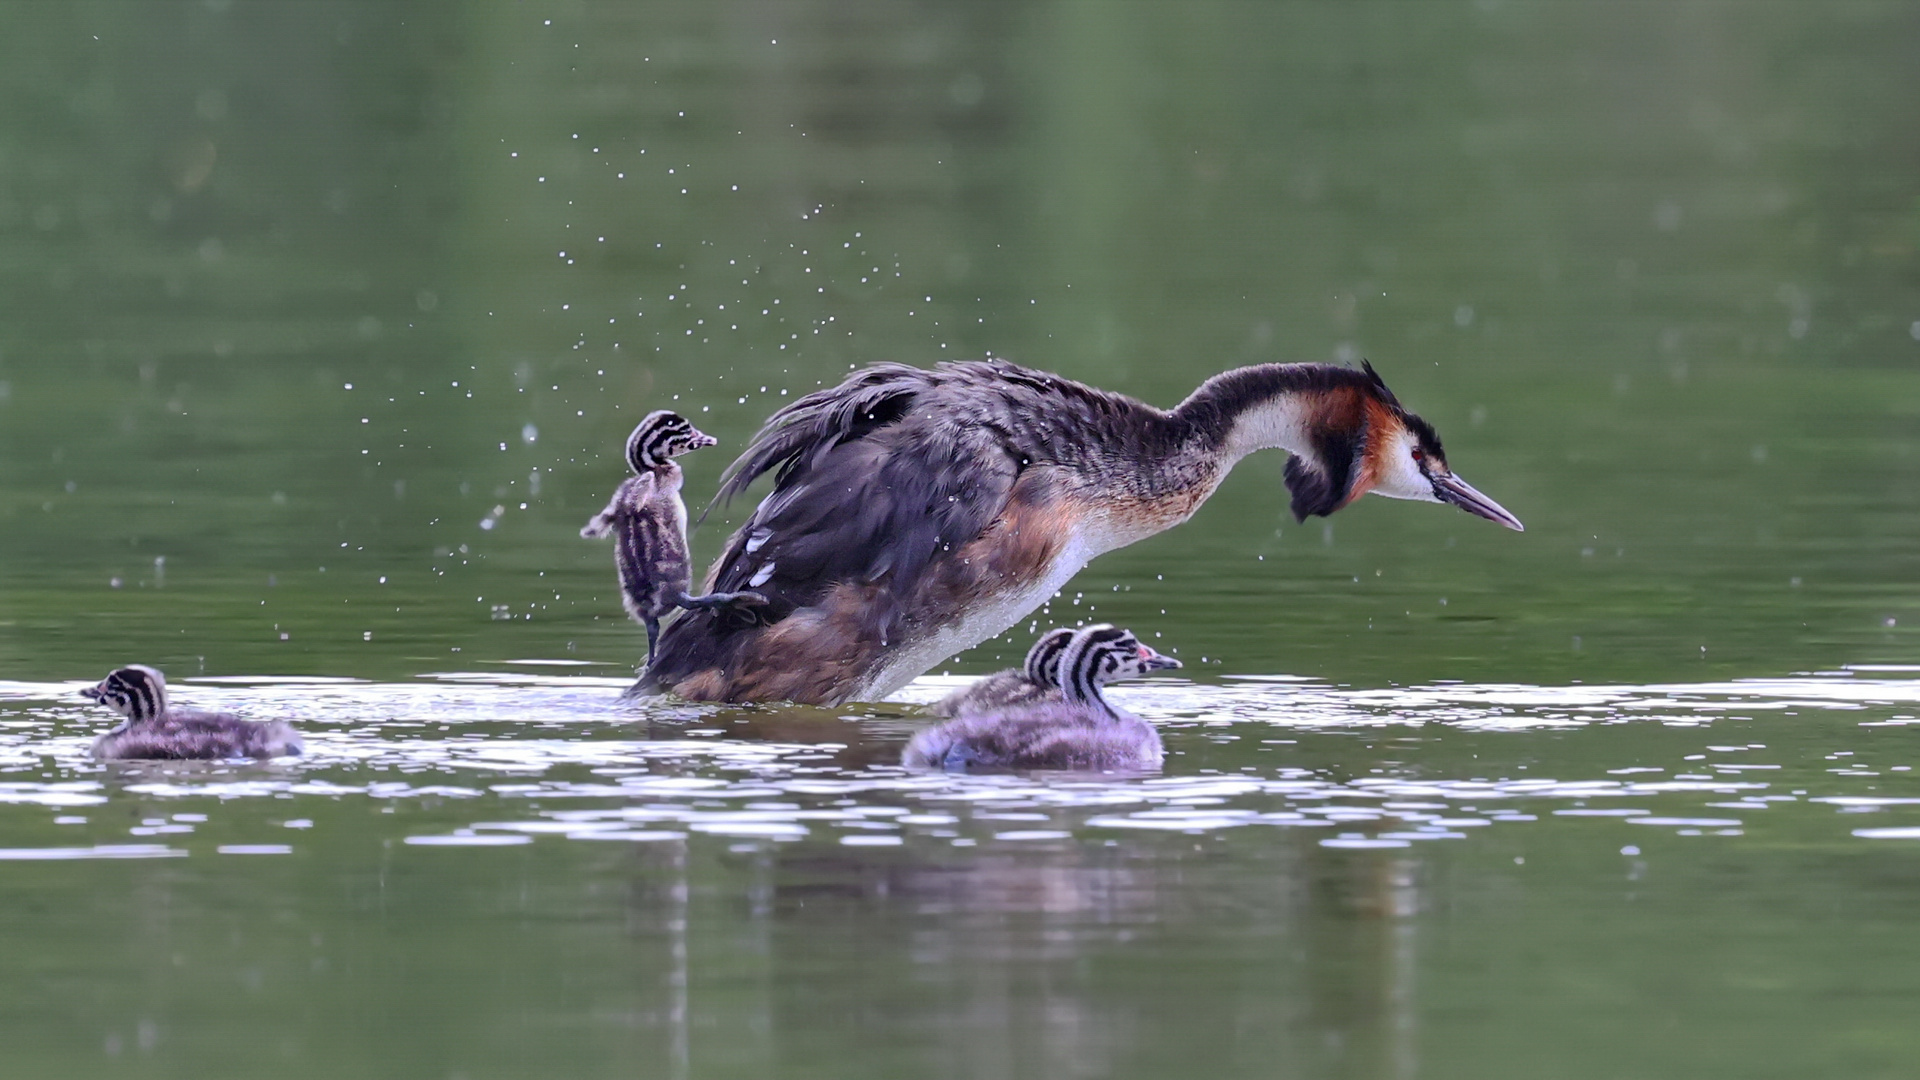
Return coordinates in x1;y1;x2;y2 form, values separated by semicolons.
1410;447;1425;463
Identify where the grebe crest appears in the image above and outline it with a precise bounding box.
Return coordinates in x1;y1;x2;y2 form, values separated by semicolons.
1024;626;1076;686
903;624;1181;772
627;410;716;472
80;665;304;761
80;664;168;721
1052;624;1183;717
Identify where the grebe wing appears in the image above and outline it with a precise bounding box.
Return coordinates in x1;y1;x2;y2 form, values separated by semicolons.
701;388;1019;620
710;362;935;505
694;358;1178;618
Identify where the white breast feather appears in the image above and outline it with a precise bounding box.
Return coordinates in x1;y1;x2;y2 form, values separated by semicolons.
852;509;1164;701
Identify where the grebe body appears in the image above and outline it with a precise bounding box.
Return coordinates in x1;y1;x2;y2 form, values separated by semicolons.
645;359;1521;705
582;411;765;665
903;624;1180;772
930;626;1075;718
81;665;303;761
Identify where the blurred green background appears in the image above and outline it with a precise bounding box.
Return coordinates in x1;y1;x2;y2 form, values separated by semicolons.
3;4;1920;1079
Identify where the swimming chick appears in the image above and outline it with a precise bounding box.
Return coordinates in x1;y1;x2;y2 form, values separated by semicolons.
81;665;304;761
582;410;767;666
928;626;1076;718
902;624;1181;773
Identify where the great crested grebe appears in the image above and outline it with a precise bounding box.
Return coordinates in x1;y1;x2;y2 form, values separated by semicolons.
643;358;1522;705
903;624;1180;772
929;626;1075;718
81;665;304;760
582;410;767;665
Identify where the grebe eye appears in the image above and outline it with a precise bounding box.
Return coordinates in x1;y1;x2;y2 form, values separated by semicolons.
1410;447;1425;463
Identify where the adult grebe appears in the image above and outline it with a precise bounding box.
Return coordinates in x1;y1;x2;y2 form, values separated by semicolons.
582;411;767;665
902;624;1180;772
81;665;304;760
929;626;1075;718
644;358;1522;704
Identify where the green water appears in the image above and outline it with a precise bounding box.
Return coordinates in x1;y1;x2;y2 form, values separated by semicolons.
2;2;1919;1076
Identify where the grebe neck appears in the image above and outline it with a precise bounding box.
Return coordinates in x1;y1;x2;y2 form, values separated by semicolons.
1069;367;1333;515
1056;638;1121;721
648;460;685;493
1172;364;1354;465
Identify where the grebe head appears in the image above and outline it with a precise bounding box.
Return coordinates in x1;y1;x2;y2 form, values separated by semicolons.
627;411;718;472
1056;624;1181;714
1351;363;1524;531
1020;627;1076;687
81;664;168;722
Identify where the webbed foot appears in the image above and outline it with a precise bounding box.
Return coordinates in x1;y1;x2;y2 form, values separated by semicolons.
677;590;769;612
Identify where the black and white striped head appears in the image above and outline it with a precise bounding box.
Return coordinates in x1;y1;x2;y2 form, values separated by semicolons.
1021;627;1076;688
626;411;717;472
80;664;168;723
1056;624;1182;715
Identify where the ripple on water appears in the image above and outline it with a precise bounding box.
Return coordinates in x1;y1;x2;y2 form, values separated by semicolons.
0;671;1917;857
0;844;185;860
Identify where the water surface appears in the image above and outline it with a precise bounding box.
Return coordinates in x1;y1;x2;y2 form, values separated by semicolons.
8;670;1920;1077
